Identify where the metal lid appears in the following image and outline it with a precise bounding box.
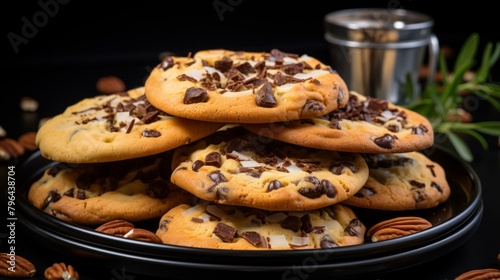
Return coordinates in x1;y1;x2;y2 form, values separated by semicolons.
324;8;434;45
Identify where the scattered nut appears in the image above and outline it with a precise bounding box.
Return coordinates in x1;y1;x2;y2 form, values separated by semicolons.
20;96;39;112
44;262;79;280
0;138;25;161
0;125;6;138
123;228;162;243
18;131;38;151
96;75;126;94
367;216;432;242
455;268;500;280
95;219;135;237
0;252;36;278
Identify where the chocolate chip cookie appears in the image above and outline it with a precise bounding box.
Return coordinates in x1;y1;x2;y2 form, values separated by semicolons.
36;87;224;163
28;152;194;225
342;151;451;210
243;91;434;154
145;49;349;123
156;201;366;250
170;127;369;211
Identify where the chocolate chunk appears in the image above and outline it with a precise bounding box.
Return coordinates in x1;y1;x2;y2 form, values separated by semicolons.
192;160;205;172
141;110;159;124
184;87;208;104
142;129;161;138
235;62;256;75
373;134;394;149
255;82;277;107
298;187;322;198
241;231;262;247
191;217;204;223
345;219;362;236
330;161;358;175
300;214;313;233
280;216;302;232
207;171;228;192
267;180;283;192
302;100;325;113
177;74;199;83
213;222;238;243
410;180;425;189
42;190;61;210
205;152;222;167
365;98;388;112
63;188;74;197
76;188;86;200
160;56;175;70
298;176;322;198
354;187;376;197
215;56;233;73
320;236;338;248
426;164;436;177
282;63;304;75
320;180;336;198
216;186;230;200
411;124;429;135
431;181;443;193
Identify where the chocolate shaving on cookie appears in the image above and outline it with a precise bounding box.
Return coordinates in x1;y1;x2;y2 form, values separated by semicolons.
36;87;224;163
170;126;369;211
145;49;349;123
156;202;366;250
243;91;434;154
342;152;451;211
28;152;194;225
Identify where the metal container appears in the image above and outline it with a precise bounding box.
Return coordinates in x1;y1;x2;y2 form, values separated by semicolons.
324;8;439;105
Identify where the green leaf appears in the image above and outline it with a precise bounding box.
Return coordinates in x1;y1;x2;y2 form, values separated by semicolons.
460;122;500;136
474;42;493;83
450;127;489;149
453;33;479;73
489;42;500;67
446;132;474;162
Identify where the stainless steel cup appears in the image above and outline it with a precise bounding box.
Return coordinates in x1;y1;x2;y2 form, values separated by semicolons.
324;8;439;105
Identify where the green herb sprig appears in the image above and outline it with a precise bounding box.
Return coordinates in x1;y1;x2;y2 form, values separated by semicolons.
405;33;500;162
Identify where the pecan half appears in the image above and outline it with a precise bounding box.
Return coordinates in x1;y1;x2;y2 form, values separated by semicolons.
95;219;135;237
123;228;162;243
0;253;36;278
0;138;25;160
44;262;79;280
367;216;432;242
455;268;500;280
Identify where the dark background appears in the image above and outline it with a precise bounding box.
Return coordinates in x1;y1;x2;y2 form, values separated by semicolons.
2;1;500;279
3;0;499;128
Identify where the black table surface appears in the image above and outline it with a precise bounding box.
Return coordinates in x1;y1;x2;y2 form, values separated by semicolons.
2;2;500;278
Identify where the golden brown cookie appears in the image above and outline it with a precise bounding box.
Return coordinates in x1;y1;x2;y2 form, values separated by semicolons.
144;49;349;123
28;152;194;225
36;87;224;163
156;201;366;250
342;151;451;211
243;91;434;154
170;127;369;211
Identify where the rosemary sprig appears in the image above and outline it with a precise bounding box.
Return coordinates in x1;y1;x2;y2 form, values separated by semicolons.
406;33;500;162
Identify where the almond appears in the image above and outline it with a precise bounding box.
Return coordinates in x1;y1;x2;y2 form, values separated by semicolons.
455;268;500;280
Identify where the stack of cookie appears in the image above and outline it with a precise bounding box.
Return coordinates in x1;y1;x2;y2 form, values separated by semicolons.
29;48;450;250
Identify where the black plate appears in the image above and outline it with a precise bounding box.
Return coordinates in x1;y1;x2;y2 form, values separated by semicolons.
17;145;482;279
